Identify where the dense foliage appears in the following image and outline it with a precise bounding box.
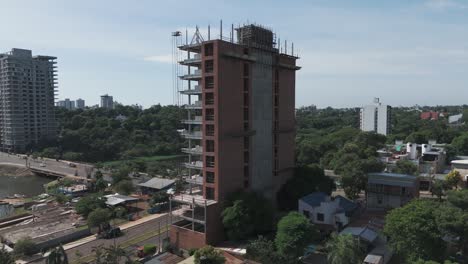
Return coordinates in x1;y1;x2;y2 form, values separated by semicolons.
275;212;319;260
193;246;226;264
33;105;184;162
295;105;468;171
222;192;274;240
277;164;334;210
13;237;37;257
325;233;365;264
384;196;468;262
0;246;14;264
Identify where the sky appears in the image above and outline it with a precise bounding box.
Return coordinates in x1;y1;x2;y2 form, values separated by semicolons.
1;0;467;108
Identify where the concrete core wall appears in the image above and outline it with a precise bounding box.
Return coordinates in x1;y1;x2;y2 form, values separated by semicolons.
250;49;274;200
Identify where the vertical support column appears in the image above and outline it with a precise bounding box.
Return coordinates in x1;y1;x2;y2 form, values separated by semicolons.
192;198;195;231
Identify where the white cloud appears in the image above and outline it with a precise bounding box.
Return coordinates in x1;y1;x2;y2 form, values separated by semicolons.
298;48;468;76
143;54;173;63
425;0;468;10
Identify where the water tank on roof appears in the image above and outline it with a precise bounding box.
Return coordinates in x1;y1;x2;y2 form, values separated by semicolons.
407;143;417;160
422;144;431;154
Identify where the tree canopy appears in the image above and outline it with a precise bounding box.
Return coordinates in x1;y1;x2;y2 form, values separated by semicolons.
194;246;225;264
326;233;365;264
277;164;334;210
384;199;447;262
275;212;319;260
222;191;274;240
32;104;185;162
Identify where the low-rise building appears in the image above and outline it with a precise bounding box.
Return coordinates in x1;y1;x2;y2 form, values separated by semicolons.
58;184;88;197
138;177;175;195
451;160;468;188
367;173;419;209
298;192;358;231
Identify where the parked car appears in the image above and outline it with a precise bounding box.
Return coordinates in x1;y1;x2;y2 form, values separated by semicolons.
98;227;122;239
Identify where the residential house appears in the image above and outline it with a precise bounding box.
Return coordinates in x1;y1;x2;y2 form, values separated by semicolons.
298;192;358;231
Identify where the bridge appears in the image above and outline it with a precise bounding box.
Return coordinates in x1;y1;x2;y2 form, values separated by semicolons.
0;152;94;181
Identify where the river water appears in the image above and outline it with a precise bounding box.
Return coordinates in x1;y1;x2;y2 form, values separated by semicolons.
0;175;52;198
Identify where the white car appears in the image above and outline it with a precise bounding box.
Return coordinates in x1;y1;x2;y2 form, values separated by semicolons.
39;163;46;167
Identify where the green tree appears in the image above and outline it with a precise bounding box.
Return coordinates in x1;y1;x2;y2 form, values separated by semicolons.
394;160;419;175
452;133;468;155
194;246;225;264
0;246;14;264
46;245;69;264
87;208;112;232
114;180;135;195
445;170;462;189
222;192;274;240
325;233;365;264
277;164;334;210
275;212;319;260
245;236;285;264
447;189;468;211
93;170;107;192
431;180;448;201
384;199;445;262
75;194;106;217
55;193;70;204
13;237;37;257
222;200;252;240
150;192;169;206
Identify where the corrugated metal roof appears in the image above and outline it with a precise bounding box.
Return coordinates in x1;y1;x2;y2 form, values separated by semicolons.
138;177;175;190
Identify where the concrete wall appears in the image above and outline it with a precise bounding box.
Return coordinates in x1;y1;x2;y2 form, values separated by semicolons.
170;224;206;250
250;49;274;200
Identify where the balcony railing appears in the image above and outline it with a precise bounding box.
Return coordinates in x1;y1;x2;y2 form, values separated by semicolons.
185;101;202;110
186;174;204;185
182;116;202;125
180;69;202;80
184;161;203;170
180;85;202;95
180;130;202;140
179;54;202;66
182;145;203;154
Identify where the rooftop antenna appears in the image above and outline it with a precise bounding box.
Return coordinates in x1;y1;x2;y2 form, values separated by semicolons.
292;42;294;56
220;20;223;39
231;24;234;42
208;25;211;40
284;40;287;55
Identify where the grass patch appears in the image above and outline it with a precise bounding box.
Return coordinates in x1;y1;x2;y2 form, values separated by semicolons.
100;155;183;168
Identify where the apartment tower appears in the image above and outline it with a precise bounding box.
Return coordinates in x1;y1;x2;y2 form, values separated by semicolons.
360;98;392;136
0;49;57;152
170;24;299;249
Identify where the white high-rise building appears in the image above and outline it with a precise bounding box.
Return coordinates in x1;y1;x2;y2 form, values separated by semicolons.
360;98;391;136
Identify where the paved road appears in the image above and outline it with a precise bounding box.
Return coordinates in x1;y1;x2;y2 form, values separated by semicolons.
30;214;172;264
0;152;94;179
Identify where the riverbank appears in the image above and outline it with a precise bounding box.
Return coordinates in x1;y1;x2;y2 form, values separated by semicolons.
0;164;34;177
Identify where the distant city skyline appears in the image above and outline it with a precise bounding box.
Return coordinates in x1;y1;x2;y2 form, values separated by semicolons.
1;0;468;108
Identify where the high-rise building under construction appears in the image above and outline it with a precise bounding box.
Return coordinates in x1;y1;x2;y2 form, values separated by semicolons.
170;23;300;249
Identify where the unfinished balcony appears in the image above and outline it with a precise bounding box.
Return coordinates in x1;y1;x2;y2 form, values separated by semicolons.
180;85;203;95
180;69;202;80
181;145;203;154
171;192;217;206
171;204;206;224
182;116;202;125
178;43;202;53
186;174;204;185
185;101;202;110
179;54;202;66
184;160;203;170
